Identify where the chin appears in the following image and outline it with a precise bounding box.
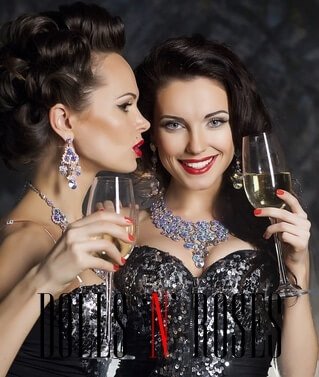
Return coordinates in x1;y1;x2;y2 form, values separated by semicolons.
115;160;137;174
181;177;219;191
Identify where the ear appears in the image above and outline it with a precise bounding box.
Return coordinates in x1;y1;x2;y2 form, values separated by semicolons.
49;104;74;141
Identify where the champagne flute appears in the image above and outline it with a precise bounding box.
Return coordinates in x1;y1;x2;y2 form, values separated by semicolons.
242;132;307;298
86;175;137;358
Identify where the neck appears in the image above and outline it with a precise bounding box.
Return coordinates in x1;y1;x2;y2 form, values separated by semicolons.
164;179;222;221
30;156;97;223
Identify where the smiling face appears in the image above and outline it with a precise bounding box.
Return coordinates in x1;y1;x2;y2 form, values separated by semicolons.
153;77;235;192
70;53;150;174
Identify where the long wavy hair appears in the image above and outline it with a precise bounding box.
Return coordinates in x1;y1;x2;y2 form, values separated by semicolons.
135;35;279;281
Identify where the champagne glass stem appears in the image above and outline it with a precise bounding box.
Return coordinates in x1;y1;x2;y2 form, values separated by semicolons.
270;218;288;286
106;271;113;356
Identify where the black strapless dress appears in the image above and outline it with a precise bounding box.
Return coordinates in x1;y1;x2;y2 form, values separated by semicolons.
112;245;281;377
8;245;280;377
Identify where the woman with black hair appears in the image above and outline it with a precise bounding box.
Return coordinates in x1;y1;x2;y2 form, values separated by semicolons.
0;2;149;376
113;35;318;376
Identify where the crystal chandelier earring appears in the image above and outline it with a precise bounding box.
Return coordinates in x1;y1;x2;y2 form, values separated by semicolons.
148;142;160;196
59;138;81;189
135;142;160;200
230;156;243;189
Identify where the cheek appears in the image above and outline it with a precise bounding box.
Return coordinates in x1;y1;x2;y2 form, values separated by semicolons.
210;128;234;152
156;132;184;158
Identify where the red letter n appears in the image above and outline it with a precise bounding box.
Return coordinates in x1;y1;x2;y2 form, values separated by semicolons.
150;291;169;358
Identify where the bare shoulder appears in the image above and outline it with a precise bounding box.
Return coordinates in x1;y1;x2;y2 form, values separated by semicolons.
0;221;56;299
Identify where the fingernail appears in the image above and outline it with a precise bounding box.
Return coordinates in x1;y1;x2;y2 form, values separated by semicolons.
113;264;120;271
276;189;284;196
121;257;126;264
128;234;135;241
254;209;262;215
263;232;269;239
124;216;133;224
98;208;105;211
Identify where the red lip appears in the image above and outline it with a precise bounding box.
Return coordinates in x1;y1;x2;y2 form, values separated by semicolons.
179;155;217;175
132;139;144;157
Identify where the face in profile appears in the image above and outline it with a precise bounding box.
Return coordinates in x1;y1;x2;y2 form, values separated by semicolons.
71;53;150;174
152;77;234;192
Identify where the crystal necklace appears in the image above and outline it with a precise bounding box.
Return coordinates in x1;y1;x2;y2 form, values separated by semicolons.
150;193;229;268
27;181;69;232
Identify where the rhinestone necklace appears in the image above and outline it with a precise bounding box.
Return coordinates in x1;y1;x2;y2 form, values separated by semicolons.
27;181;69;232
150;193;229;268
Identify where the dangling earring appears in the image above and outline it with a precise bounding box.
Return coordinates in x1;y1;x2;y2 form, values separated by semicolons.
59;138;81;189
135;142;160;200
148;142;160;196
231;156;243;189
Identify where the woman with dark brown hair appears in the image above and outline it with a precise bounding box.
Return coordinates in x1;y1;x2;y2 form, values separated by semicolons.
0;2;149;376
112;35;318;376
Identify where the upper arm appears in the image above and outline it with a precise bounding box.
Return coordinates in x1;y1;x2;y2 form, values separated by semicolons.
0;224;55;300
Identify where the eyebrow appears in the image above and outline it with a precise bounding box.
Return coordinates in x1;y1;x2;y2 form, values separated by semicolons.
116;92;137;99
159;110;229;122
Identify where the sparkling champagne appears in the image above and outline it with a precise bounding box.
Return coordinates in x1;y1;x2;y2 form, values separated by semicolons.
99;224;135;262
243;172;292;208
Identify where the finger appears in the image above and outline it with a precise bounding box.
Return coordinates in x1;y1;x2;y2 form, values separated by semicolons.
86;221;135;244
275;189;307;218
76;239;126;266
103;200;116;212
254;208;310;229
263;222;310;240
280;232;309;254
69;210;131;229
86;255;118;272
95;202;105;211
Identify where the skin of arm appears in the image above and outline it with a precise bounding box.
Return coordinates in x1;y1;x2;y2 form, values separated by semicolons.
256;190;318;376
0;210;129;376
279;258;318;377
0;266;51;377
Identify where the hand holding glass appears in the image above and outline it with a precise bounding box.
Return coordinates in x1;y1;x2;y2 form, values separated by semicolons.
242;132;307;298
86;176;137;358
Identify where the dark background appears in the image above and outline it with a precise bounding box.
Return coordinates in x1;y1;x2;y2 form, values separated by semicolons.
1;0;318;326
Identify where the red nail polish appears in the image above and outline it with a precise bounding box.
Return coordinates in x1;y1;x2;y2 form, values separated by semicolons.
254;209;262;215
121;257;126;264
124;216;133;224
113;264;120;271
128;234;135;241
276;189;284;196
98;208;105;211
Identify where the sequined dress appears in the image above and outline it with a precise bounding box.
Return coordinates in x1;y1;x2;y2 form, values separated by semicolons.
111;245;281;377
7;245;280;377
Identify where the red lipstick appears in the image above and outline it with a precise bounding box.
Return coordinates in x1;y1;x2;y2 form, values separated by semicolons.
179;155;217;175
132;139;144;157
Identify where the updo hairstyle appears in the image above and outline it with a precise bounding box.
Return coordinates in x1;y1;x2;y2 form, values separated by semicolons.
0;2;125;166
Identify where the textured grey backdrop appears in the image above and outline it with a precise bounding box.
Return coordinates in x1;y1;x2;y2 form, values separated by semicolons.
0;0;318;319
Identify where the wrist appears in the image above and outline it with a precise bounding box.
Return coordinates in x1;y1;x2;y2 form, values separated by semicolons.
288;265;309;290
286;252;310;289
33;264;58;297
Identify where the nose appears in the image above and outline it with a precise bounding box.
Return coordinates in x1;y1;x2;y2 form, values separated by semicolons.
136;109;150;133
185;129;207;155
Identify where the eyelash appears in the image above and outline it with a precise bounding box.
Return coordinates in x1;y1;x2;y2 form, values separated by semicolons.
162;122;183;130
162;118;228;130
118;102;133;112
208;118;228;128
